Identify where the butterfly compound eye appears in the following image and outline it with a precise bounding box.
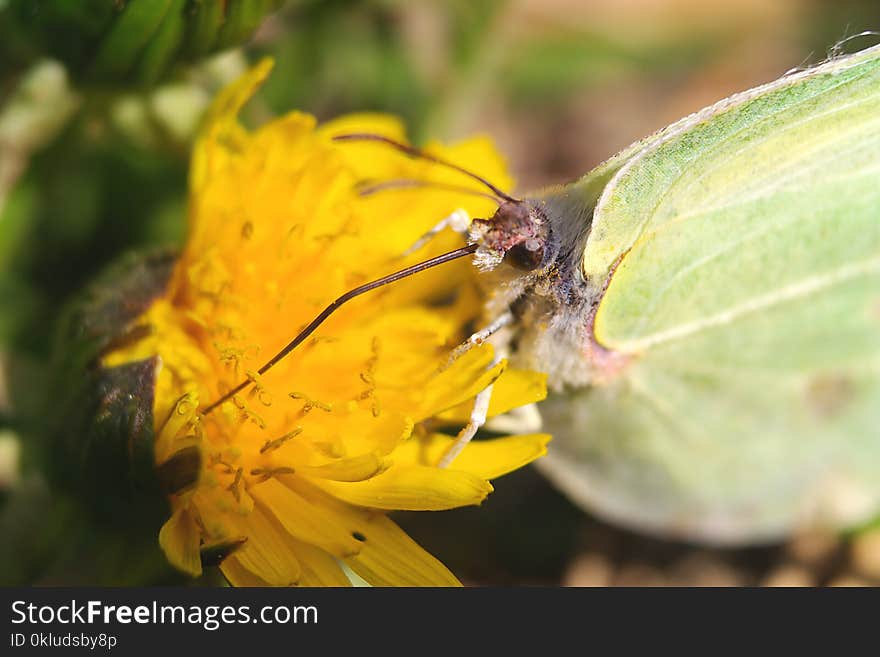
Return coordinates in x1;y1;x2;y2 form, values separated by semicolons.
505;238;545;271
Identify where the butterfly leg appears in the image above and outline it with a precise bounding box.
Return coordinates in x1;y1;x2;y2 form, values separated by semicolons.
443;311;513;370
404;208;470;256
437;369;496;469
437;312;515;468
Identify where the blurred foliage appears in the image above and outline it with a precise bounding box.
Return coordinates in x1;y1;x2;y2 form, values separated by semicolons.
0;0;285;87
0;0;879;585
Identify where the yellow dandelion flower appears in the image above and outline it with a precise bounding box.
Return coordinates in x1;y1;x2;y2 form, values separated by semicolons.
105;59;549;587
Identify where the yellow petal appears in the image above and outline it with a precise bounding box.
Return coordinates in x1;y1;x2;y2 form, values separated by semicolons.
274;477;460;585
439;368;547;422
288;537;351;587
393;433;552;480
308;464;492;511
156;391;198;443
192;58;274;191
204;57;273;132
297;452;388;482
223;506;302;585
343;514;461;587
317;113;406;143
124;59;536;587
250;478;363;558
221;556;270;586
158;506;202;577
417;346;503;418
445;134;514;196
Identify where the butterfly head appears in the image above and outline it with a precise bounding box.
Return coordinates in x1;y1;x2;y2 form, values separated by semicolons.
470;200;549;273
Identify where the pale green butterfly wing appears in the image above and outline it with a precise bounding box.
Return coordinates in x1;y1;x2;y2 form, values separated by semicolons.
536;45;880;544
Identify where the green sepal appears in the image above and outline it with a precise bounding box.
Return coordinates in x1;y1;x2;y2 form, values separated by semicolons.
183;0;226;58
90;0;175;80
215;0;273;50
47;249;179;516
135;0;188;86
5;0;285;87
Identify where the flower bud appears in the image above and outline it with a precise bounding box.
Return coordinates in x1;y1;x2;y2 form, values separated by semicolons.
5;0;284;86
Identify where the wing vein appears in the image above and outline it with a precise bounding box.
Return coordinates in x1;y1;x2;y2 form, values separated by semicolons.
616;256;880;352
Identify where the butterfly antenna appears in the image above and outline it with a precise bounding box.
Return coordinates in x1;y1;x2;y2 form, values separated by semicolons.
333;133;519;204
201;243;479;415
357;178;504;204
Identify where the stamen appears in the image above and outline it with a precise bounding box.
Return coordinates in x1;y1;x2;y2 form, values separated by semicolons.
209;454;237;474
176;396;195;417
260;427;304;454
245;369;273;407
250;466;296;483
216;344;247;372
196;279;230;303
231;395;267;429
310;335;340;345
356;336;382;417
212;322;242;341
278;224;304;259
314;225;360;242
363;338;380;380
289;391;333;414
226;467;244;503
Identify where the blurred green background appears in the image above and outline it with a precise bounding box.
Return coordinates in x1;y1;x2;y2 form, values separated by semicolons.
1;0;879;586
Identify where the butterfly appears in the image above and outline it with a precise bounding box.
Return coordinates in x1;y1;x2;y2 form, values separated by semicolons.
206;43;880;546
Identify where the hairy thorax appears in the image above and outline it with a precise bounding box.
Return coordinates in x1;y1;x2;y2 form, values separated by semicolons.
470;194;625;391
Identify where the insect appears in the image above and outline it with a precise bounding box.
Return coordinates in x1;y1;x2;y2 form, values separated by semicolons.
204;44;880;546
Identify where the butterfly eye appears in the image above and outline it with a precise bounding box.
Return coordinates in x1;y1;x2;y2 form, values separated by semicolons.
505;239;545;271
